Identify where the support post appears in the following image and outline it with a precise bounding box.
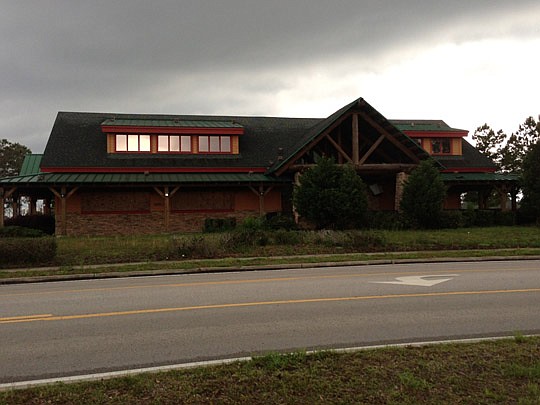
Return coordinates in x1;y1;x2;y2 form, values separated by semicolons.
352;114;359;164
49;186;78;236
153;186;180;233
0;188;4;229
395;172;408;211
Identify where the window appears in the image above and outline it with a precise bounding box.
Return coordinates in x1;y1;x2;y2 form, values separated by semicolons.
158;135;191;152
198;136;231;153
431;138;451;154
115;134;150;152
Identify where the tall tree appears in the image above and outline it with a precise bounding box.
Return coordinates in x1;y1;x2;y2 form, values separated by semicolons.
473;116;539;173
472;124;506;167
520;140;540;225
293;158;368;229
0;139;31;177
400;159;446;229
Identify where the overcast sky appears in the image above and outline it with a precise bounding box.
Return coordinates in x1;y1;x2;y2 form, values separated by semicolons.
1;0;539;153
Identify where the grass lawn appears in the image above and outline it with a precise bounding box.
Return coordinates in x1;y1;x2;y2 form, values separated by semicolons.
2;336;539;404
1;226;540;279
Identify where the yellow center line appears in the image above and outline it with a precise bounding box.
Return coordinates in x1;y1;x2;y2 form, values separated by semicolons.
0;314;53;321
1;266;538;298
2;288;540;325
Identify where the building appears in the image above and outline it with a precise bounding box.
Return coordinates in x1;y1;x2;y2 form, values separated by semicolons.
0;97;519;236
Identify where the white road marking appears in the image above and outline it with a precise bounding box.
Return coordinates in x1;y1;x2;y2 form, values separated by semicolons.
370;274;459;287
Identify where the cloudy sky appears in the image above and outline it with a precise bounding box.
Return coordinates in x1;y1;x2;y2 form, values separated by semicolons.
2;0;539;153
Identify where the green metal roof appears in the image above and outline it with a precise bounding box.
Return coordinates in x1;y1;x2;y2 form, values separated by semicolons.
441;173;520;182
0;172;287;185
101;119;243;128
19;154;43;176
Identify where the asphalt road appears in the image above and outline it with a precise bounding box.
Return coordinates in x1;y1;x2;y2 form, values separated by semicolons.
1;259;539;383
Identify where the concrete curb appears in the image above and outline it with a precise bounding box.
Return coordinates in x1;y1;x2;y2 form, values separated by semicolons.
1;255;539;285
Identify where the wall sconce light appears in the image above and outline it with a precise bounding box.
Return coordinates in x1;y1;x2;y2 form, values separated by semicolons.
164;193;169;197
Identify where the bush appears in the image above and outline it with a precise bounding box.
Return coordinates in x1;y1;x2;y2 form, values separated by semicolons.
305;230;386;250
365;211;405;230
0;237;57;267
265;213;298;231
4;214;55;235
439;211;464;229
203;217;236;233
400;159;446;229
294;158;368;229
271;230;303;245
0;226;46;238
168;235;222;259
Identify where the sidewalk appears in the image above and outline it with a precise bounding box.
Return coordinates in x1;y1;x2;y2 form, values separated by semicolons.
2;252;539;285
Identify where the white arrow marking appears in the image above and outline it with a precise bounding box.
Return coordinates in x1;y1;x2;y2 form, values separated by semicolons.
370;274;459;287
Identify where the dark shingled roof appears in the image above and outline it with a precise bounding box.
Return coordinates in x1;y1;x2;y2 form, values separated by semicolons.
36;99;495;175
41;112;320;171
436;138;497;171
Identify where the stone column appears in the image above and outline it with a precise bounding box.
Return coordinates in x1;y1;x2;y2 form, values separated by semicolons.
395;172;408;211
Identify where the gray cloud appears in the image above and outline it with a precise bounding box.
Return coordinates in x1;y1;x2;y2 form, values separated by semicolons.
1;0;538;152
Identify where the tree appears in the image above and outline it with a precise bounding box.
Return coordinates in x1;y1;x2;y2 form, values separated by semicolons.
0;139;31;177
520;140;540;225
473;116;539;173
400;159;446;229
293;158;368;229
472;124;506;167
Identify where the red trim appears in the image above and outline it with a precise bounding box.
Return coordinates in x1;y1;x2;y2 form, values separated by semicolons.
40;166;266;173
404;131;467;138
441;167;497;173
81;210;151;215
171;209;235;214
102;125;244;135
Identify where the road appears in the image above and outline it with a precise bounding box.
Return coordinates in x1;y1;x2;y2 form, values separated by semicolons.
1;259;539;383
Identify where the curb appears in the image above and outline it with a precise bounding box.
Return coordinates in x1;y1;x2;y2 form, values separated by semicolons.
1;255;539;285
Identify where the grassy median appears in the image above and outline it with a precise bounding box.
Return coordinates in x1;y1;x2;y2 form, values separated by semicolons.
1;336;539;404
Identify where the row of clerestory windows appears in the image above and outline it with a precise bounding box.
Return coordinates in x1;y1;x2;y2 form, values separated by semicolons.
115;134;232;154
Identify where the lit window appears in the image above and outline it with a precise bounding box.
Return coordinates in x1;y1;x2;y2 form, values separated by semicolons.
221;136;231;152
170;136;180;152
199;136;209;152
181;136;191;151
116;134;127;151
198;136;232;153
127;135;139;151
209;136;220;152
139;135;150;151
158;136;169;151
158;135;192;153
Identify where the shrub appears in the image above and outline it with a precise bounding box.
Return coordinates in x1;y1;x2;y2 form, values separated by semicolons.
0;226;46;238
0;237;57;267
168;235;222;259
271;230;303;245
265;213;298;231
203;217;236;233
293;158;368;229
400;159;446;229
4;214;55;235
365;211;405;230
439;210;464;229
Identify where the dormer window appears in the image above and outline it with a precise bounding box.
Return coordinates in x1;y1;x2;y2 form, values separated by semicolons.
115;134;151;152
431;138;451;154
103;119;243;156
158;135;191;153
198;136;231;153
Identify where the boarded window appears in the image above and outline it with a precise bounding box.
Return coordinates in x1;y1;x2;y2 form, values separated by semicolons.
172;191;234;211
82;191;151;213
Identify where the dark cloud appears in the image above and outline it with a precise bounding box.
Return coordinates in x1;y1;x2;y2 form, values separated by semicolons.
1;0;538;152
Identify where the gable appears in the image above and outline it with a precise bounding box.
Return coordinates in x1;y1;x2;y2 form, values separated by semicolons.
272;98;430;175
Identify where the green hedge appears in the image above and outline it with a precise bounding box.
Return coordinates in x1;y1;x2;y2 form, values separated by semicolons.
0;237;57;267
